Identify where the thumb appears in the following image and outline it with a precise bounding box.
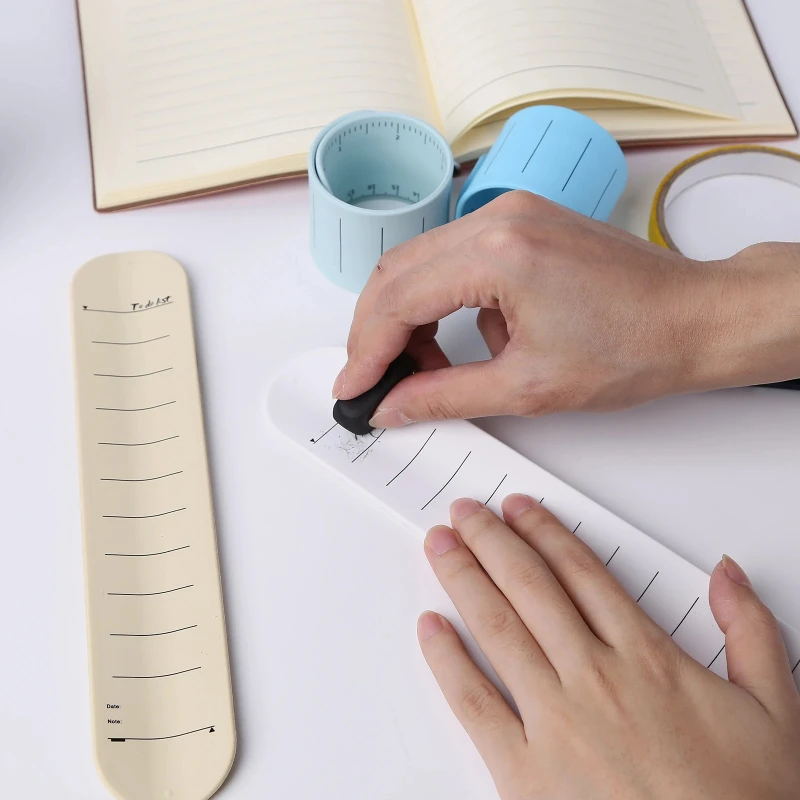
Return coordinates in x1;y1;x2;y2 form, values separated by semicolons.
709;555;798;711
368;357;521;427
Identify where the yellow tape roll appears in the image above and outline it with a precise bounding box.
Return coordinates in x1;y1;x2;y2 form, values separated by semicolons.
648;144;800;253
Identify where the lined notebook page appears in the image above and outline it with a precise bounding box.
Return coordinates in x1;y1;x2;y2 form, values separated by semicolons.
411;0;740;142
696;0;793;131
77;0;437;209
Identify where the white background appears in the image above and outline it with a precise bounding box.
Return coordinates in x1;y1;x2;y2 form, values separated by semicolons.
2;1;800;798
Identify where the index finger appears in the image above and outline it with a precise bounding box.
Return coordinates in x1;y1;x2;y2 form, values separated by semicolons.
336;211;494;399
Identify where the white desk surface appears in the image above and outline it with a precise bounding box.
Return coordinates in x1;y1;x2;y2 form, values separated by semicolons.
2;2;800;798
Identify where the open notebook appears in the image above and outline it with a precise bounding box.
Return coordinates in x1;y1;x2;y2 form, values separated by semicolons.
76;0;796;210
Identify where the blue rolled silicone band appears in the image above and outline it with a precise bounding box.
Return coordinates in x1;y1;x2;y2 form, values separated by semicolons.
456;106;627;221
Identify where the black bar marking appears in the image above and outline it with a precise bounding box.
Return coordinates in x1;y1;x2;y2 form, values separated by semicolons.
99;435;178;447
522;119;553;173
111;625;197;638
380;227;384;255
94;367;173;378
103;507;186;519
572;521;582;534
311;422;338;444
386;429;436;486
83;301;173;315
92;335;170;346
109;725;214;742
671;597;699;636
636;571;659;602
591;168;618;218
605;545;620;566
101;471;182;483
792;658;800;674
352;429;385;462
422;216;425;233
113;666;201;679
421;452;471;511
563;138;592;191
707;644;725;669
108;584;193;597
485;474;507;505
105;545;190;557
96;401;176;412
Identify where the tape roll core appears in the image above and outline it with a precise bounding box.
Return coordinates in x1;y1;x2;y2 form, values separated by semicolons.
649;145;800;254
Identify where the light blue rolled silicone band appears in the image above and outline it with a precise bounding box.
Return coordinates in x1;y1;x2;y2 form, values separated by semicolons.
455;106;627;221
309;107;626;293
308;111;453;293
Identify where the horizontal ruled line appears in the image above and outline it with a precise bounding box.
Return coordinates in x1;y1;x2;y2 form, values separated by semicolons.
92;335;170;346
83;301;173;314
387;429;437;486
113;666;201;679
352;429;385;462
101;471;182;483
109;725;214;742
422;452;471;511
98;435;178;447
108;584;193;597
103;507;186;519
96;401;176;412
110;625;197;638
707;644;726;669
105;545;190;558
671;597;699;636
94;367;173;378
636;571;659;603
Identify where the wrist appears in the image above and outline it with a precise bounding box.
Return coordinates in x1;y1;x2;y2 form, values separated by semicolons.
680;243;800;393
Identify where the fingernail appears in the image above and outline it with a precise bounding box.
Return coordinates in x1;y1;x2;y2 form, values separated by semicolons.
425;525;459;555
450;498;482;523
502;493;535;520
722;554;751;587
332;366;347;399
418;611;443;641
369;408;412;428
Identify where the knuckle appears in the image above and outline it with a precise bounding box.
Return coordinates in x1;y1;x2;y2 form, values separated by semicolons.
460;682;498;724
414;390;462;421
583;651;621;698
374;278;405;321
744;598;778;629
476;219;526;256
479;607;519;639
442;553;480;581
376;243;403;272
631;632;684;689
511;373;589;417
507;559;549;592
492;189;547;215
562;550;600;581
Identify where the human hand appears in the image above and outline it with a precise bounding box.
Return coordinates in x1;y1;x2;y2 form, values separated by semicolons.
417;495;800;800
334;192;800;426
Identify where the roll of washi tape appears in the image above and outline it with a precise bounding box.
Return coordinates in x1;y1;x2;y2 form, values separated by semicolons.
649;144;800;254
308;111;454;293
455;106;627;221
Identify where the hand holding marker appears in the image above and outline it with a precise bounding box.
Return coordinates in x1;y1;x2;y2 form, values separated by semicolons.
323;105;628;432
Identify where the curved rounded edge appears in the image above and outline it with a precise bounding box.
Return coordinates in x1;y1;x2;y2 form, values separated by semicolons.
456;106;627;221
